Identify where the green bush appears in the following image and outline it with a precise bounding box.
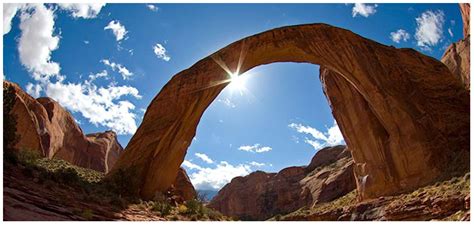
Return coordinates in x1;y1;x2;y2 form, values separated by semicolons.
185;199;202;215
152;201;172;216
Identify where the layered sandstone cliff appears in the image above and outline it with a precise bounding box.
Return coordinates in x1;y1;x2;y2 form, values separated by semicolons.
3;81;123;173
208;145;356;220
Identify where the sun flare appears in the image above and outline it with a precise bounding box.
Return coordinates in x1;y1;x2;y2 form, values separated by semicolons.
228;72;247;92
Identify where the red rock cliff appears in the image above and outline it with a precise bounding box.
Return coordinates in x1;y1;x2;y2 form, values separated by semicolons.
3;81;123;173
208;145;355;220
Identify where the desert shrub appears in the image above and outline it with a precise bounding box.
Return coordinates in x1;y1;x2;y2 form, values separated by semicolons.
104;167;140;199
177;204;188;214
17;149;42;166
152;201;172;216
81;209;94;220
185;199;203;215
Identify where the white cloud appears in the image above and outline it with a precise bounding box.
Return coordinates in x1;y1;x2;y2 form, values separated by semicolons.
146;4;159;12
101;59;133;80
448;28;453;37
195;153;214;164
57;3;105;19
390;29;410;43
415;10;445;50
238;144;272;153
217;98;236;108
289;120;345;150
249;161;265;167
25;82;42;98
83;40;90;44
352;3;377;18
104;20;128;41
152;43;171;61
183;161;252;190
3;3;27;35
88;70;108;81
43;80;141;135
182;160;203;170
18;4;61;80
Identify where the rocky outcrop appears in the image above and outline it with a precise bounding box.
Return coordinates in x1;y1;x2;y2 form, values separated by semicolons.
461;3;470;38
441;3;470;90
3;81;123;173
111;22;469;200
279;173;470;221
171;168;197;201
208;146;356;220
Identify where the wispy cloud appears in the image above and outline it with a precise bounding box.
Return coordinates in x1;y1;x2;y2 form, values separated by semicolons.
195;153;214;164
390;29;410;43
238;144;272;153
152;43;171;61
415;10;445;51
249;161;266;167
146;4;159;12
101;59;133;80
104;20;128;41
289;120;345;150
352;3;377;18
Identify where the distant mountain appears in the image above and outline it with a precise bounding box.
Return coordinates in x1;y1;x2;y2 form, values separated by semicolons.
196;189;219;202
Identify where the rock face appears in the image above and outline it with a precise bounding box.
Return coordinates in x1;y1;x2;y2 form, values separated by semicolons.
3;81;123;173
208;146;356;220
441;3;470;90
171;168;197;201
111;23;469;200
461;3;470;38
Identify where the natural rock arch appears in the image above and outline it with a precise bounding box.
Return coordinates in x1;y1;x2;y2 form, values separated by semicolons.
110;23;469;200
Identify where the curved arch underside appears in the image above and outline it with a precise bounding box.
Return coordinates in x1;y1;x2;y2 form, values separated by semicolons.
110;24;470;200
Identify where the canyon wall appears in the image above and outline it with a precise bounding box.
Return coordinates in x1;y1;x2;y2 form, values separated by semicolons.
208;145;355;220
4;81;123;173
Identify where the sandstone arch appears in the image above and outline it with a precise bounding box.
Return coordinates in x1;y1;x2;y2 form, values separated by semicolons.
110;23;469;200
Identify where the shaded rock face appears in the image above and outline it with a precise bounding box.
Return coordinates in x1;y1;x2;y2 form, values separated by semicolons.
208;146;356;220
441;3;470;90
3;81;123;173
171;168;197;201
111;23;469;200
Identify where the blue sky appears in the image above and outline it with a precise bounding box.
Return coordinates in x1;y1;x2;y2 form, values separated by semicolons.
3;3;464;190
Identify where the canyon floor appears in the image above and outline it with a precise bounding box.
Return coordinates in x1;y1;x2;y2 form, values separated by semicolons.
3;148;470;221
3;150;230;221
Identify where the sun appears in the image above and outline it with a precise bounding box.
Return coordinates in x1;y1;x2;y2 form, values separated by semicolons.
228;72;247;93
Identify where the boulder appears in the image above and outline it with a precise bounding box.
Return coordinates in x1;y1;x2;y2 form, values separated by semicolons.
3;81;123;173
208;146;356;220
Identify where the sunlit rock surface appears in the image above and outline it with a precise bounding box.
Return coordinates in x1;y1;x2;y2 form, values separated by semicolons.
4;81;123;173
111;22;469;200
208;145;355;220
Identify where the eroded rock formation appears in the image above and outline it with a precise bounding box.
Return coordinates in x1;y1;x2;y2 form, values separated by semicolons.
441;3;470;90
208;145;355;220
3;81;123;173
111;22;469;200
170;167;197;201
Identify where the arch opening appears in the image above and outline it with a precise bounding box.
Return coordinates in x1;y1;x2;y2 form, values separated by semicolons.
181;62;345;193
110;23;469;200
